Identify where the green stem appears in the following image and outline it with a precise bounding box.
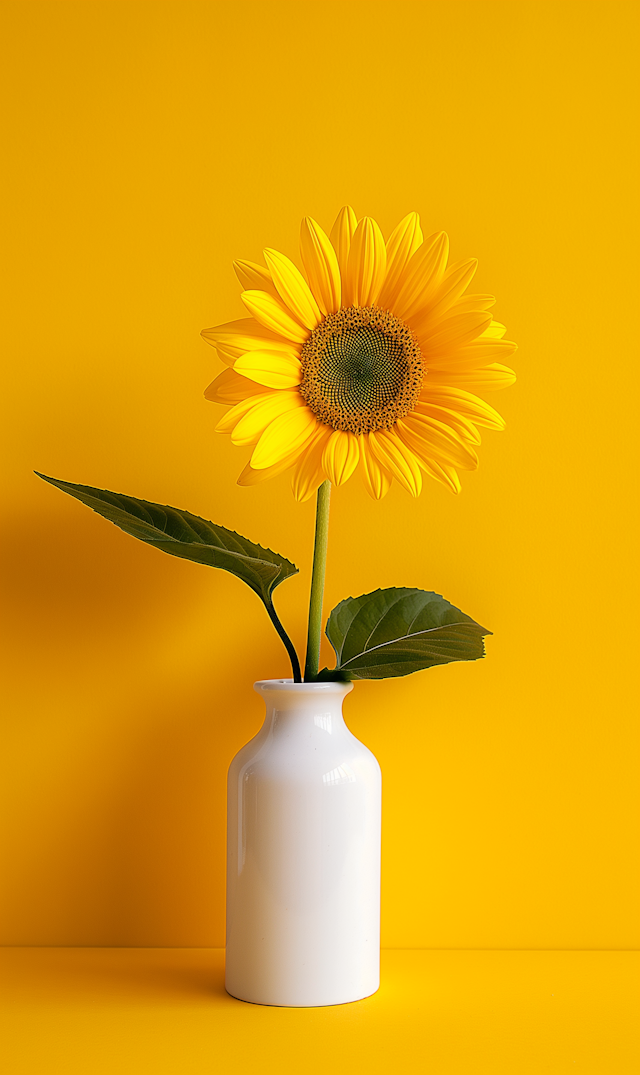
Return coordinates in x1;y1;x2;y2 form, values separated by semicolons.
266;600;302;683
304;480;331;681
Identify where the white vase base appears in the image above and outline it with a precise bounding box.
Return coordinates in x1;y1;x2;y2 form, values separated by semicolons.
224;982;380;1008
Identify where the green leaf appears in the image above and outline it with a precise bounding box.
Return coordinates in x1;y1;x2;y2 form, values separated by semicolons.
35;472;298;605
312;667;353;683
326;587;491;680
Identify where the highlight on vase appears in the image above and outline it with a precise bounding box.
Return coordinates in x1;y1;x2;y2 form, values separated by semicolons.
202;207;516;500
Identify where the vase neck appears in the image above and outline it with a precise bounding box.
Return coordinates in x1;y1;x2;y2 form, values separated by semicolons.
254;679;353;738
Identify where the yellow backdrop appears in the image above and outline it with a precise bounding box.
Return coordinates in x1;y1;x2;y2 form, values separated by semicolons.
1;0;638;951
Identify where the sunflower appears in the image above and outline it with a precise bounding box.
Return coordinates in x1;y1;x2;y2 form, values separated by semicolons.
202;208;516;500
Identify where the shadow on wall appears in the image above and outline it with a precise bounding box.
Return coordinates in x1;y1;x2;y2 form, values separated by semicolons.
2;947;229;1002
1;504;292;947
1;502;211;660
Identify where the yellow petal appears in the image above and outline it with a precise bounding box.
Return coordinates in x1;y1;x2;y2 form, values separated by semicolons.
215;392;275;436
359;435;392;500
420;386;506;430
377;212;423;309
481;320;507;339
237;452;299;487
321;430;360;486
251;405;319;469
345;216;387;307
234;350;302;389
401;413;479;470
241;290;310;344
329;206;358;288
417;404;482;445
221;390;302;445
204;368;268;404
292;425;333;502
426;337;517;371
413;258;478;329
369;429;423;497
201;317;299;364
263;248;321;330
233;260;278;297
201;316;280;344
448;294;496;315
425;364;517;391
420;311;492;354
399;413;479;470
300;217;341;315
391;232;449;322
418;454;462;494
395;421;464;491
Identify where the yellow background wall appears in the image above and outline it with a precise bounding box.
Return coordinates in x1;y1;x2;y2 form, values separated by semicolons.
1;0;638;950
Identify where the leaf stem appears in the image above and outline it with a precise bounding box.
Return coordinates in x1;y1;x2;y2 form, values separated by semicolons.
304;479;331;681
266;601;302;683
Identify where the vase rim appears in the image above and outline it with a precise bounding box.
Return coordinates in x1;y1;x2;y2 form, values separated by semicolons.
254;678;353;695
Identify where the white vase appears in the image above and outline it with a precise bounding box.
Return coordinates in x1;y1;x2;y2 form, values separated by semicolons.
225;678;381;1007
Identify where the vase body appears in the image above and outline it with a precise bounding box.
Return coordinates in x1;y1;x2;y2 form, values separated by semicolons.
225;679;381;1007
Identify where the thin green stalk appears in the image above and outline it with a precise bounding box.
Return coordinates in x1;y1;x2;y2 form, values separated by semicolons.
304;480;331;681
266;601;302;683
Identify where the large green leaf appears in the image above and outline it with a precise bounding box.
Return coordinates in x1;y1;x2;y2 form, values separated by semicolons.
325;587;491;680
36;473;298;604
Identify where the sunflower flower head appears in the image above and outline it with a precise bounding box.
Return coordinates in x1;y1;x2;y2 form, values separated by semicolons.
202;209;516;501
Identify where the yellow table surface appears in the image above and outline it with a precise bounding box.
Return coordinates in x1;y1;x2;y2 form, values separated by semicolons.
1;949;638;1074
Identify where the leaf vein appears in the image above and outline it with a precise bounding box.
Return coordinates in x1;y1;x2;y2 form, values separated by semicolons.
340;622;477;667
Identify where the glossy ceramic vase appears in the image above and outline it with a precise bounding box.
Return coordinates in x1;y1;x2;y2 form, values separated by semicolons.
225;678;381;1007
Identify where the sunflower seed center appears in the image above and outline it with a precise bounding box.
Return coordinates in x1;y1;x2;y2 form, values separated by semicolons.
299;306;424;434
